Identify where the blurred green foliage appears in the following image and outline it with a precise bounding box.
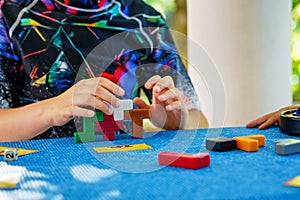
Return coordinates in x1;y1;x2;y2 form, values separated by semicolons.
292;0;300;100
144;1;300;101
143;0;177;23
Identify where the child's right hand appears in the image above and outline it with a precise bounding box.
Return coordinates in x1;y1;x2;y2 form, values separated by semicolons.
48;77;125;126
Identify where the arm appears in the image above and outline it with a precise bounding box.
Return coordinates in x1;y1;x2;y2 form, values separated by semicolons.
186;109;209;129
0;77;125;141
246;105;300;130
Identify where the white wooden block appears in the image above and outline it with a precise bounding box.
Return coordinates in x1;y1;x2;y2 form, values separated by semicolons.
114;99;133;111
112;99;133;120
4;149;18;162
113;111;124;121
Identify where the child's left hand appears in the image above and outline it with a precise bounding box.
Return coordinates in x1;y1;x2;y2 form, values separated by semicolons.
246;105;300;129
133;75;188;130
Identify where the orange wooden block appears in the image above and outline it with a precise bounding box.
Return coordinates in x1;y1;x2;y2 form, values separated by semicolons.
129;108;150;138
124;110;131;120
235;135;265;147
235;137;259;152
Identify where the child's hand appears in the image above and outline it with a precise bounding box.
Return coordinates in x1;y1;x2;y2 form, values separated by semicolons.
246;105;300;129
49;77;125;126
133;75;188;130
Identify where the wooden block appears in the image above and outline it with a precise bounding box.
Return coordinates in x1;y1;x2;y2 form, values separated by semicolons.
108;99;133;121
74;116;96;143
235;137;259;152
235;135;265;146
129;108;150;122
129;108;150;138
113;111;124;121
275;139;300;156
96;114;124;141
97;120;124;132
97;114;124;131
74;110;104;143
103;130;115;141
158;152;210;169
124;110;131;120
206;137;236;152
95;110;104;122
4;149;18;162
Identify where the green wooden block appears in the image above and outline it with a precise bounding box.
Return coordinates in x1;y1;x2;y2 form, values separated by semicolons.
74;132;95;143
74;116;96;143
74;110;104;143
95;110;104;122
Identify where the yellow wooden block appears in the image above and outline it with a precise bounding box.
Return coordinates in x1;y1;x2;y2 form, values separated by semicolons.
235;137;259;152
285;174;300;187
0;146;39;156
94;143;152;153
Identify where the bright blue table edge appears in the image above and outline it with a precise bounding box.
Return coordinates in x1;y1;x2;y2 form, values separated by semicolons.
0;126;300;200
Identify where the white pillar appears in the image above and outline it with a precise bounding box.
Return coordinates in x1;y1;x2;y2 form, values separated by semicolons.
187;0;292;127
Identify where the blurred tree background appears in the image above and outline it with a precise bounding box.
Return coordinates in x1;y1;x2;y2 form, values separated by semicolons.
147;0;299;102
143;0;188;65
143;0;186;34
292;0;300;101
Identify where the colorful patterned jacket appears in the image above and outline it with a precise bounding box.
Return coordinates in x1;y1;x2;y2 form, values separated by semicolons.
0;0;200;138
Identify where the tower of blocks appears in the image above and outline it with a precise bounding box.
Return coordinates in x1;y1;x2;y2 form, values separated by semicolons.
74;99;151;143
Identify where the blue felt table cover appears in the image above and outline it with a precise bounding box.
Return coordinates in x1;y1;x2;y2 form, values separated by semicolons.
1;126;300;200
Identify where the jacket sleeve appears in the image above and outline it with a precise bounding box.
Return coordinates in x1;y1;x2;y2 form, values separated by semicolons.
0;11;20;108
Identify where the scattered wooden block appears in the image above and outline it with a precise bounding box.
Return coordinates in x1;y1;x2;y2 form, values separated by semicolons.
206;137;236;152
234;137;259;152
4;149;18;162
275;139;300;156
235;135;265;146
158;152;210;169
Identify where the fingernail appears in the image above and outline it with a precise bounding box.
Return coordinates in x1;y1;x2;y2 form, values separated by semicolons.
145;82;152;88
155;86;161;92
166;105;173;110
119;88;125;95
107;108;113;115
87;110;95;117
159;95;167;101
114;99;120;107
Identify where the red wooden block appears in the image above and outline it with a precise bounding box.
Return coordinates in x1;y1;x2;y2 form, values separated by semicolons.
94;114;124;141
103;130;115;141
103;114;115;122
97;120;124;131
158;152;210;169
95;114;124;132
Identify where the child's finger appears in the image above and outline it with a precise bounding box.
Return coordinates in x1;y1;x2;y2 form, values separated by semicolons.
158;88;180;102
144;75;161;89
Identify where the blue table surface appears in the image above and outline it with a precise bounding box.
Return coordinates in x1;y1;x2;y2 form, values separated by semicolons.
1;126;300;200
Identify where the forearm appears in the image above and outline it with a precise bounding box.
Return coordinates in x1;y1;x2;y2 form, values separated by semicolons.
185;110;209;129
0;77;126;141
0;99;55;141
